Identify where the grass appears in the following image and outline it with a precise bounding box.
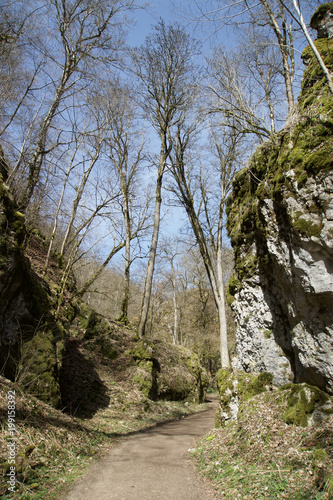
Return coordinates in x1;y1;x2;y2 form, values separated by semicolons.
191;392;333;499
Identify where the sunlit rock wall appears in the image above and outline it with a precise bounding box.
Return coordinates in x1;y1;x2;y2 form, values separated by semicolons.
227;13;333;394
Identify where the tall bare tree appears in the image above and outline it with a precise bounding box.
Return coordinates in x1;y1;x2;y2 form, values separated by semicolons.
192;0;298;113
132;20;197;338
168;118;244;368
0;0;137;211
160;238;182;345
102;82;150;324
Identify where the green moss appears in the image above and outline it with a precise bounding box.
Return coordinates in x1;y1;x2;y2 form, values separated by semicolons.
98;338;118;360
127;340;153;361
133;360;154;398
79;307;112;340
280;384;333;427
226;290;235;306
312;448;333;492
292;217;322;238
296;171;308;188
215;370;273;427
301;38;333;94
226;34;332;291
17;328;64;407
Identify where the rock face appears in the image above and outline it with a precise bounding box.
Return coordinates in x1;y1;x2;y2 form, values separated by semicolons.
310;2;333;39
129;340;209;403
214;369;333;428
0;148;64;406
226;25;333;393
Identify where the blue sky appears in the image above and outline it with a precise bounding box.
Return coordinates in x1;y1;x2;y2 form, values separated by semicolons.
126;0;231;49
128;1;179;46
128;1;191;46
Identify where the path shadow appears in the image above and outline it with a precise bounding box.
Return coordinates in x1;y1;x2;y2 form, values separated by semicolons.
59;338;110;419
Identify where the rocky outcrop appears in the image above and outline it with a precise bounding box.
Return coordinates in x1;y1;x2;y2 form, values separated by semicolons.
129;340;209;403
226;17;333;393
214;369;333;428
310;2;333;38
0;148;64;406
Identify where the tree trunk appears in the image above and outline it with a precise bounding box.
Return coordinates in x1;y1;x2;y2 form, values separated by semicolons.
171;261;179;345
260;0;295;113
118;197;131;324
137;140;167;339
19;61;74;210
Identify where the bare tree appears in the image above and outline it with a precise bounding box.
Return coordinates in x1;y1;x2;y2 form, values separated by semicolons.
160;237;182;345
192;0;297;113
132;20;198;338
283;0;333;94
206;46;278;142
168;118;244;368
97;81;150;324
1;0;137;211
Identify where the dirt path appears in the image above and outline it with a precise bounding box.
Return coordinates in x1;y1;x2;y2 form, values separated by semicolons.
63;400;218;500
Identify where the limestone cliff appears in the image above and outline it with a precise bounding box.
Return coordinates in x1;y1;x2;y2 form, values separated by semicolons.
226;10;333;394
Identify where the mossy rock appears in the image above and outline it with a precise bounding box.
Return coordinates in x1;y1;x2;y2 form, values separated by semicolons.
292;216;323;238
312;448;333;493
97;338;118;360
132;360;154;398
79;305;115;340
155;344;208;403
127;340;154;361
279;383;333;427
17;328;64;407
215;369;273;427
129;340;208;403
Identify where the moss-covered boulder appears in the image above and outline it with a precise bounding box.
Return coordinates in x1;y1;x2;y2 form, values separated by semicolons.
215;369;273;427
278;383;333;427
128;339;209;403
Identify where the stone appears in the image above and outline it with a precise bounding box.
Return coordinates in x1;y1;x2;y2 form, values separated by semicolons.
310;2;333;39
226;21;333;395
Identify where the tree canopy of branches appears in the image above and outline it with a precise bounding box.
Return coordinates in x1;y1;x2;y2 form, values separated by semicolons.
131;20;198;338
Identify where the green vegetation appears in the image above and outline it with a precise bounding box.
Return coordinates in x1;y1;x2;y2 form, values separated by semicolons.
193;376;333;499
279;384;333;427
226;36;333;301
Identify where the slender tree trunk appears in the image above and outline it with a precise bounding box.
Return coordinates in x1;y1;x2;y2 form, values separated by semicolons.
291;0;333;94
260;0;294;113
137;139;167;339
118;195;131;324
216;183;230;369
171;159;231;368
60;146;102;257
43;158;74;273
171;261;179;345
76;240;127;298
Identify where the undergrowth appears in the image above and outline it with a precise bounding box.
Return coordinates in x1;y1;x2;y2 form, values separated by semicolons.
191;392;333;499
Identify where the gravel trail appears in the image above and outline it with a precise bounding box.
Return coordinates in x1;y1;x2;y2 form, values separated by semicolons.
63;400;218;500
